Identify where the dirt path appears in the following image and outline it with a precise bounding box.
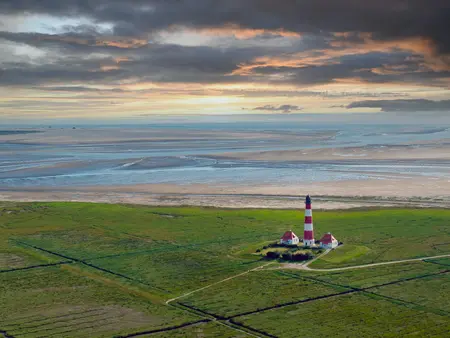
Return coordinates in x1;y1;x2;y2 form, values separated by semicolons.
165;262;276;338
166;261;274;305
281;253;450;272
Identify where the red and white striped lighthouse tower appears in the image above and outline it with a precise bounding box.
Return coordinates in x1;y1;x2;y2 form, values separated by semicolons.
303;195;315;247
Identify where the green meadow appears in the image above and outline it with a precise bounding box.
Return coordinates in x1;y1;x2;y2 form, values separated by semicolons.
1;202;449;337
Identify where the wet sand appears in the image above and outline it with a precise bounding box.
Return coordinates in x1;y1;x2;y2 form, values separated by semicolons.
1;176;449;209
2;126;449;209
213;143;450;162
0;127;335;144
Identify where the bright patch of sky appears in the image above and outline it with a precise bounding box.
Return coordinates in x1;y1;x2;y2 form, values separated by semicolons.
156;28;302;48
0;40;46;64
0;14;113;35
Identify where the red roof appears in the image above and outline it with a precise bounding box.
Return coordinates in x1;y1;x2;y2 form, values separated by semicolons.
281;231;298;241
320;233;337;244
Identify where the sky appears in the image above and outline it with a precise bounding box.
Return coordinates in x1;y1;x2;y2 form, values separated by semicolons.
0;0;449;120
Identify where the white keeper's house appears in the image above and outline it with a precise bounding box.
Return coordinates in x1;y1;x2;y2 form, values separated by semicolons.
319;232;339;249
280;230;299;245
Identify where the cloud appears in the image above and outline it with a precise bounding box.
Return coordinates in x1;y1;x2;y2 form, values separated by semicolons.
252;104;303;113
223;89;408;98
0;39;261;86
0;2;449;89
0;0;450;118
0;31;148;50
347;99;450;112
0;1;448;53
33;86;126;93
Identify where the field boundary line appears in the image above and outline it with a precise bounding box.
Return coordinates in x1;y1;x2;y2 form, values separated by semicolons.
175;302;225;320
165;261;275;305
424;259;450;267
362;288;450;317
228;269;450;319
227;319;278;338
165;262;276;337
15;241;169;293
215;321;265;338
114;319;211;337
279;268;450;292
0;261;72;274
168;302;262;338
229;289;357;319
0;329;15;338
282;253;450;272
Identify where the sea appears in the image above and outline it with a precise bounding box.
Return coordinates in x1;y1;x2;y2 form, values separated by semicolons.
1;114;450;188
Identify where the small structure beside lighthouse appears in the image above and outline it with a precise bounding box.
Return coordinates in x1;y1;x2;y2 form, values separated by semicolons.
303;195;315;247
319;232;339;249
280;230;300;245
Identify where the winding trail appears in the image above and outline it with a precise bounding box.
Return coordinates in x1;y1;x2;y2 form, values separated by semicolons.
164;251;450;337
281;251;450;272
166;261;274;305
165;262;276;338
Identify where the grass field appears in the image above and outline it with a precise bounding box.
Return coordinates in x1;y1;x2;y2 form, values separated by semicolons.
0;266;195;337
1;202;449;337
289;261;447;288
149;322;249;337
181;270;346;318
235;292;450;337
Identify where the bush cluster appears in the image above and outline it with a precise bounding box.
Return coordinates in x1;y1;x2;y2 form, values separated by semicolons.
265;251;281;259
262;242;299;250
265;251;314;261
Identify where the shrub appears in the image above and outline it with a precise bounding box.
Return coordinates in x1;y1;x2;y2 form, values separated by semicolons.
291;253;307;261
290;252;314;261
281;252;292;261
266;251;281;259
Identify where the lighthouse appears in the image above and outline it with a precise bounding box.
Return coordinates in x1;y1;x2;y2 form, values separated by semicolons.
303;195;315;247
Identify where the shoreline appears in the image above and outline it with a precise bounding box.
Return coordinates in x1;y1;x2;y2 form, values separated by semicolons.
1;175;450;209
1;188;449;210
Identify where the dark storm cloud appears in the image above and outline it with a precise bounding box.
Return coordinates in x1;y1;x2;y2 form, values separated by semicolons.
252;104;302;113
0;66;125;86
0;99;122;110
1;40;447;87
347;99;450;112
247;51;449;86
0;30;264;86
34;86;125;93
0;1;449;90
0;0;449;53
0;41;254;86
0;31;148;53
